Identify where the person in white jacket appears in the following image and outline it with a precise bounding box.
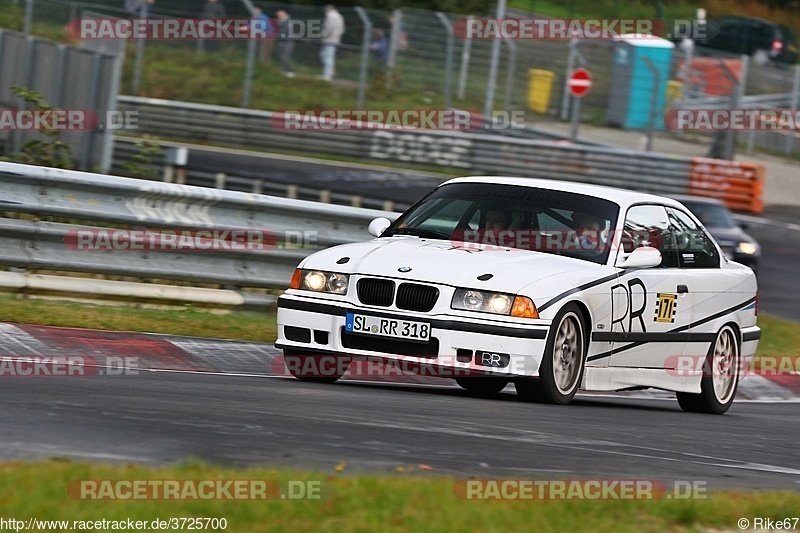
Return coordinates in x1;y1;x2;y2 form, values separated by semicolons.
320;5;345;81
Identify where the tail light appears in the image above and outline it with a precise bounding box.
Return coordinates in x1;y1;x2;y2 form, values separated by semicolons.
772;39;784;53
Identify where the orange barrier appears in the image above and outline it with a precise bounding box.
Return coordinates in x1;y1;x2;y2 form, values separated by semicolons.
688;158;765;213
679;58;742;97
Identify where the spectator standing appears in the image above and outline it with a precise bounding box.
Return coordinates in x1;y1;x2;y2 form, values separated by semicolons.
201;0;226;52
251;6;275;64
369;29;388;67
319;4;344;81
275;10;295;77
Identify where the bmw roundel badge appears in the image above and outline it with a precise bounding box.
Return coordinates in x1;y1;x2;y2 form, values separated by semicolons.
398;266;412;273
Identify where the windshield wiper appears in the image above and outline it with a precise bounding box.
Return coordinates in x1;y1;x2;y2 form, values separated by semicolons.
386;227;451;240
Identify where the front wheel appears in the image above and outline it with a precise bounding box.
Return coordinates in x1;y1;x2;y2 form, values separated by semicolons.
676;325;740;414
516;303;587;405
283;350;350;383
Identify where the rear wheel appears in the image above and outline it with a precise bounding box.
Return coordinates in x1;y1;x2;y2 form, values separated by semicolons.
455;377;508;395
283;350;350;383
516;303;587;405
676;325;740;414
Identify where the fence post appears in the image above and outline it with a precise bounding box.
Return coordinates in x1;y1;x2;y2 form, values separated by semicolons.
723;54;748;160
23;0;33;35
436;12;454;109
503;39;516;111
354;7;372;110
483;0;506;120
386;9;400;90
457;15;473;100
642;56;660;152
785;64;800;154
131;1;148;94
560;37;577;120
241;34;257;107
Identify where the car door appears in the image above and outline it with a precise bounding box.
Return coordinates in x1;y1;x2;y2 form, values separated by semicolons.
609;204;690;369
665;207;730;366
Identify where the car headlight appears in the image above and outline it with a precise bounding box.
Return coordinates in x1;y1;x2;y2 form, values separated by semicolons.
288;269;349;294
736;242;758;255
451;289;538;318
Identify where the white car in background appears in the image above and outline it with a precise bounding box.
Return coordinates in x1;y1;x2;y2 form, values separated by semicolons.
276;177;760;414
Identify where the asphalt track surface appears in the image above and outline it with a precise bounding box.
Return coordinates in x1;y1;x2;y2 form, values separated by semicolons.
3;370;799;489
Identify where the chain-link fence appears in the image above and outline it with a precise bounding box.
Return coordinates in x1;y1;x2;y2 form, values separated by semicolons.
4;0;800;157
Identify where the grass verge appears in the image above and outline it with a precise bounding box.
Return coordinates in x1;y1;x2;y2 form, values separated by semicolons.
0;294;276;342
1;459;800;532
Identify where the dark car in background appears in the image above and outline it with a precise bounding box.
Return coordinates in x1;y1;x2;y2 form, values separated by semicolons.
675;196;761;272
696;16;798;64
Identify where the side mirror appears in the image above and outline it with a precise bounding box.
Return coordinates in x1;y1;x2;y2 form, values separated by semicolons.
616;246;662;269
368;217;391;237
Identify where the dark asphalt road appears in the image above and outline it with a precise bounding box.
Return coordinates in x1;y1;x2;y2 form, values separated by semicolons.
739;206;800;321
3;370;799;489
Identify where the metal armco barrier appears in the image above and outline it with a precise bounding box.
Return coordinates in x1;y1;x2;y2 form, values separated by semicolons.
117;96;766;213
0;162;396;292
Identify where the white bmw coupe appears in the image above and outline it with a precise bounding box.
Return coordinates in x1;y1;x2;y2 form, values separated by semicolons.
276;177;760;414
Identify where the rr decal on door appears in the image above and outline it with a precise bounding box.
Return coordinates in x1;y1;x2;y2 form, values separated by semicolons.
611;278;647;333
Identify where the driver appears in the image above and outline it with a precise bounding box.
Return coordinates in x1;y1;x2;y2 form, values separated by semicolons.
573;212;605;252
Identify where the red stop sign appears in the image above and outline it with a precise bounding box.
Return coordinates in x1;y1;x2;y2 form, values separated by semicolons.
568;68;592;98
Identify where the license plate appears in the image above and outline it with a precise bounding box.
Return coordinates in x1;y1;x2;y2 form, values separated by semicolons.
345;313;431;342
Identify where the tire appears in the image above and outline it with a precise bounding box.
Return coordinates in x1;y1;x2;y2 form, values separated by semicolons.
676;325;740;414
516;303;587;405
283;350;350;383
455;377;508;395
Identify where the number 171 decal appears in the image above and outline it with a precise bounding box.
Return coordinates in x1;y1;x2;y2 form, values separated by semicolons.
655;293;677;323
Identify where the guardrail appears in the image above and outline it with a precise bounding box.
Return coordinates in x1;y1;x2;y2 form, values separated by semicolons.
117;95;766;213
0;162;396;307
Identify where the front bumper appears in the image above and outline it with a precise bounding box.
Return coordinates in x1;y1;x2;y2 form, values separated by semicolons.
276;294;551;378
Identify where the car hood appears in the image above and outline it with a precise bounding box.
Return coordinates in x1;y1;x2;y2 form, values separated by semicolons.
301;237;600;293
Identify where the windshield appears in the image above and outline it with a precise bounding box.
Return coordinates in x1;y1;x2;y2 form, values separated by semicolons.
682;202;737;229
384;182;620;264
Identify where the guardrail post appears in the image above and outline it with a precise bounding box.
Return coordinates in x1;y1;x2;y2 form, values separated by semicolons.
215;172;227;189
354;7;372;110
382;200;395;212
287;185;298;199
319;190;331;203
785;64;800;154
252;179;263;194
436;12;454;109
351;195;362;208
483;0;506;120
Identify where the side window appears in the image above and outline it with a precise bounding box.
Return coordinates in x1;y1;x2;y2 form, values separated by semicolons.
667;208;721;269
622;205;679;268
